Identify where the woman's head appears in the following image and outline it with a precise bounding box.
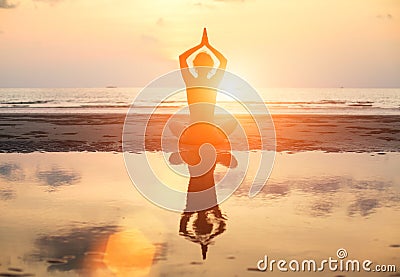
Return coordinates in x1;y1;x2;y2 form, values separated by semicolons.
193;52;214;67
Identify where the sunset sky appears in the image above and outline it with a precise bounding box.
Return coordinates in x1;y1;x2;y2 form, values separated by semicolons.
0;0;399;88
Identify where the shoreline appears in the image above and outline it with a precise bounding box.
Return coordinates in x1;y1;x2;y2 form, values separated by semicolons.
0;113;399;153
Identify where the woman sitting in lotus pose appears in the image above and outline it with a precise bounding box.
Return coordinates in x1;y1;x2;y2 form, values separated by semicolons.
179;28;227;123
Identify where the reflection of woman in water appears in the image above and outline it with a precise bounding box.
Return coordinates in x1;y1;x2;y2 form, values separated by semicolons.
170;149;237;260
179;206;226;260
179;28;227;123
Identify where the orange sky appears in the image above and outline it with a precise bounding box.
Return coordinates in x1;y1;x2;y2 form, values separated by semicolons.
0;0;399;87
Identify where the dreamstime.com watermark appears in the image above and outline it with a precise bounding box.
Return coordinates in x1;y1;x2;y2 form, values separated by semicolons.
256;249;397;273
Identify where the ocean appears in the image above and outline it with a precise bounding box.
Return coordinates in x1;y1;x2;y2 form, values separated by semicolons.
0;87;399;115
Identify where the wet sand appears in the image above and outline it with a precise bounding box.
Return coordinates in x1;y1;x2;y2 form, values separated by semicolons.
0;152;399;276
0;112;399;276
0;113;399;153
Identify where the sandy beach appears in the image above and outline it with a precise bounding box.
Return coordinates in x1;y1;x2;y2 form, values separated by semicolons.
0;113;399;153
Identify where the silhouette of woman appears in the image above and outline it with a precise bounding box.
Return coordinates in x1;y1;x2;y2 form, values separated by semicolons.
179;28;227;123
179;206;226;260
170;149;237;260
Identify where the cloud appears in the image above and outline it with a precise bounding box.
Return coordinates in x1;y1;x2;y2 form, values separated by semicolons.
156;17;165;27
234;176;400;218
0;188;15;201
348;198;379;217
193;1;216;9
141;34;158;44
0;163;24;181
32;225;120;272
0;0;64;8
194;0;246;8
0;0;18;8
377;13;393;20
37;167;80;191
32;0;64;7
214;0;246;2
33;0;62;3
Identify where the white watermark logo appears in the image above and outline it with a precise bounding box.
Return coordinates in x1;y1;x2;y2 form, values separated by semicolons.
122;68;276;212
256;248;397;273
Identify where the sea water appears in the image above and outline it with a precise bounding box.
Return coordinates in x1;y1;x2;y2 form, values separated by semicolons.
0;87;399;115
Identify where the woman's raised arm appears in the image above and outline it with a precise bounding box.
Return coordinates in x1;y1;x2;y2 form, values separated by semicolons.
179;43;203;69
179;28;210;69
205;42;227;70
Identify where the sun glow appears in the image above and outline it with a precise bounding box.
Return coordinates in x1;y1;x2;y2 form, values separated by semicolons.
0;0;399;87
103;230;155;277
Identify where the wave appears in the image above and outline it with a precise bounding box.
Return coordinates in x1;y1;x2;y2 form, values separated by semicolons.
0;99;389;110
0;98;381;108
0;100;51;105
266;100;347;105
